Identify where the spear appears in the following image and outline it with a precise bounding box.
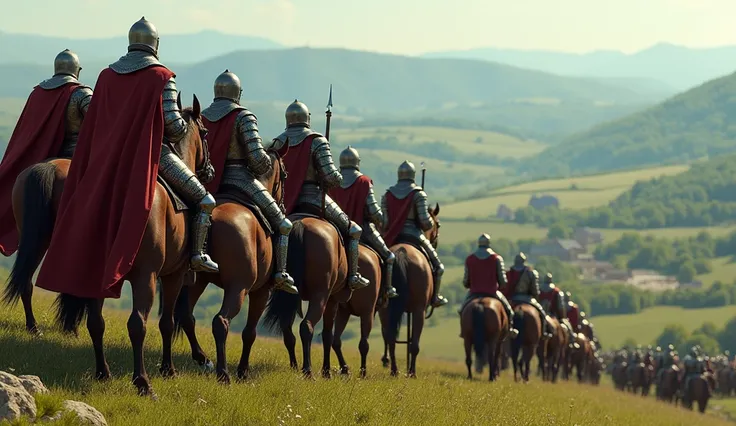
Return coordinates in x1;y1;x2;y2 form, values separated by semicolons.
420;161;426;188
321;84;333;219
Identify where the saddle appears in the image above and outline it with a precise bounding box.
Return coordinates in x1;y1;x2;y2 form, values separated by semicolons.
288;203;344;246
394;233;434;272
157;175;188;212
216;185;274;235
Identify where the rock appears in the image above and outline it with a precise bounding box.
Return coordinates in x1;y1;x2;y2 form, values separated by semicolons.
18;375;49;395
0;381;37;421
60;400;107;426
0;371;22;388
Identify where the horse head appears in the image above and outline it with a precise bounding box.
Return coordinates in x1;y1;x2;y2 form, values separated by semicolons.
177;93;214;184
426;202;440;249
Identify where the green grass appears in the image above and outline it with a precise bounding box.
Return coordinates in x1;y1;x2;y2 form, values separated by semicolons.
0;295;727;425
443;164;690;218
697;256;736;287
594;305;736;349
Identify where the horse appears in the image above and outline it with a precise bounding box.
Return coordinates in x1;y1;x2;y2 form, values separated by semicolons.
171;148;287;383
379;203;441;378
538;298;567;383
657;365;680;403
682;373;715;413
588;355;603;385
611;360;629;391
329;244;381;378
567;333;592;383
460;297;508;381
510;303;542;382
53;95;213;396
262;208;351;379
628;361;653;396
2;157;71;334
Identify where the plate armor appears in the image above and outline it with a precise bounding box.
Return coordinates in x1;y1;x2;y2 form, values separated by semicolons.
382;161;447;307
509;254;554;339
542;274;575;343
38;49;93;158
272;100;369;291
115;17;218;273
202;70;296;294
458;234;518;337
338;146;397;299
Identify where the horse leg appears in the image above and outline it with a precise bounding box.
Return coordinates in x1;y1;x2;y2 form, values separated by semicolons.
300;297;328;378
281;320;299;370
464;337;473;380
488;335;498;382
408;309;424;378
358;311;374;379
212;284;246;384
86;298;111;380
128;272;157;396
237;287;269;381
320;298;339;379
379;308;390;368
158;269;186;377
523;344;534;382
178;275;211;367
332;306;351;375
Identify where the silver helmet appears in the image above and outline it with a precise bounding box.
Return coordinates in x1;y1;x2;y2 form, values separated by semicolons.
397;160;416;181
478;233;490;248
214;69;242;103
339;146;360;169
128;17;160;57
54;49;81;79
285;99;310;127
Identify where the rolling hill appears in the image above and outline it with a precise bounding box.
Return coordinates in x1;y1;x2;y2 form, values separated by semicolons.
424;42;736;91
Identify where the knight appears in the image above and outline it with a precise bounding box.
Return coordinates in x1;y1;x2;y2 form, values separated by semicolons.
37;17;219;300
381;161;448;307
200;70;296;294
565;291;580;333
457;233;518;338
539;273;576;345
681;346;705;400
270;100;369;291
0;49;93;256
506;253;554;339
329;146;398;300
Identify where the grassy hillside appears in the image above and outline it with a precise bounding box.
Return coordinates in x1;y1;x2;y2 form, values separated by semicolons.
530;71;736;176
594;305;736;348
443;164;689;219
0;295;727;425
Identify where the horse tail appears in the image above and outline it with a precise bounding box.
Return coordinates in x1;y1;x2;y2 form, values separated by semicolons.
264;220;305;335
387;247;409;341
53;293;92;335
511;308;524;355
172;284;191;340
472;302;486;372
2;163;56;307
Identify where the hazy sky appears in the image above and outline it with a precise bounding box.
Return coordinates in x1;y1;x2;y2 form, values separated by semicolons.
2;0;735;55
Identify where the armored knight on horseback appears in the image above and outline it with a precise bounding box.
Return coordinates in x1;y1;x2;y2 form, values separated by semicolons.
681;346;706;400
507;253;554;339
539;273;576;345
200;70;296;294
457;233;519;338
271;100;369;291
0;49;93;255
565;291;580;333
381;161;448;307
330;146;399;299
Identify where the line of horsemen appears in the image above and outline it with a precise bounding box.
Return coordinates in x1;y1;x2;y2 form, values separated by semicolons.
5;17;598;355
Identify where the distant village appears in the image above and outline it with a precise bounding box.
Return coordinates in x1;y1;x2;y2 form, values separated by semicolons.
495;194;703;292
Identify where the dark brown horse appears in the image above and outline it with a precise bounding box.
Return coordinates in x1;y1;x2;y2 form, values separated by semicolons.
329;244;381;378
567;333;592;383
657;365;680;402
54;95;213;396
510;303;541;382
379;204;441;378
263;213;349;378
628;361;653;396
460;297;508;381
172;149;287;383
2;158;70;334
682;373;715;413
612;360;629;391
541;316;567;382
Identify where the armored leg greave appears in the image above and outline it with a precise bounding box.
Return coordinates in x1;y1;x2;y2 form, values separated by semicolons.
496;291;519;338
321;195;369;290
159;145;218;273
418;234;448;307
221;165;296;294
530;298;554;339
362;222;398;299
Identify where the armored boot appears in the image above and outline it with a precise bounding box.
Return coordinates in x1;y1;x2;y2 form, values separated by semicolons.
384;253;398;299
363;223;398;299
531;298;553;339
347;222;370;291
496;291;519;339
421;234;448;307
273;218;298;294
158;144;218;273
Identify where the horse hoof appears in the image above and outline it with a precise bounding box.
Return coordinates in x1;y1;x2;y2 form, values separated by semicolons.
390;370;399;377
340;366;350;376
216;371;231;385
302;371;315;380
95;368;112;382
322;369;332;379
159;366;177;378
27;326;43;337
359;368;366;379
236;369;250;382
201;359;215;373
381;357;389;368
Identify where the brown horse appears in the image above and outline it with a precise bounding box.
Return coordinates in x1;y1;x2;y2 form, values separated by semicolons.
628;361;653;396
657;365;680;402
172;149;287;383
2;158;70;334
379;204;441;378
510;303;541;382
54;95;213;396
682;373;715;413
541;317;567;382
612;360;629;391
567;333;592;383
460;297;508;381
329;244;381;378
262;212;349;378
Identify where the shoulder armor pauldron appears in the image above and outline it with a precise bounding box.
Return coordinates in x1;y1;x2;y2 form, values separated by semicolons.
202;99;246;122
109;51;166;74
387;181;421;199
38;75;80;90
276;126;320;147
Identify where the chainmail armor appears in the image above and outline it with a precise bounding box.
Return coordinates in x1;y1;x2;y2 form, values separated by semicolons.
109;50;164;75
38;75;80;90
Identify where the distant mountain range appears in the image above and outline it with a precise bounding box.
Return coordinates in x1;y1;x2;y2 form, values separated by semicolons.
423;43;736;91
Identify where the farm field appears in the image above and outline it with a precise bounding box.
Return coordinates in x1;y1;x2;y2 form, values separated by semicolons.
697;257;736;287
0;295;727;425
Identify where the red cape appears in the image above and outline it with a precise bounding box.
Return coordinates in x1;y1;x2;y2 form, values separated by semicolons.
277;135;317;215
202;110;240;194
383;190;418;247
36;66;174;299
567;303;580;328
328;174;371;224
466;254;499;294
504;268;523;298
0;83;79;256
